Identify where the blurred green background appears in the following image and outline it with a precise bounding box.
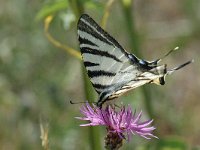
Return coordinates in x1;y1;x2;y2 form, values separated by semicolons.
0;0;199;149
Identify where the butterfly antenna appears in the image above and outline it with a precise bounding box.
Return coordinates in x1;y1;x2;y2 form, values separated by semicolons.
156;46;179;63
70;100;97;105
167;59;194;75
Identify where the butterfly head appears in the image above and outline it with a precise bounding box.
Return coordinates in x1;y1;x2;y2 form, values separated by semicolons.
150;64;167;85
150;60;193;85
146;47;193;85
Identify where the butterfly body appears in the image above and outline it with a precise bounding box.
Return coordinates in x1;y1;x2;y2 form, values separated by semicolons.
77;14;192;108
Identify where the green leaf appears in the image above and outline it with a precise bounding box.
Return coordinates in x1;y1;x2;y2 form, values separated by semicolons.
35;0;68;21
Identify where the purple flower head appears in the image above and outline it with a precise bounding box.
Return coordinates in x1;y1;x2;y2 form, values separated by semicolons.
76;102;158;141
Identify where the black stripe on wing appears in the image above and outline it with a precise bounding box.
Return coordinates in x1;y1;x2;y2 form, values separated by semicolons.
92;84;111;94
78;17;113;46
84;61;99;67
88;70;116;78
81;47;122;62
78;14;128;55
92;83;114;94
79;36;97;47
93;83;111;89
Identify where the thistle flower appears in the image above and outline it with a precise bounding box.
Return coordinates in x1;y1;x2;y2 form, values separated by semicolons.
76;103;157;149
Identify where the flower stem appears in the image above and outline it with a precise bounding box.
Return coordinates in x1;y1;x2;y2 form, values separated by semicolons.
120;0;154;118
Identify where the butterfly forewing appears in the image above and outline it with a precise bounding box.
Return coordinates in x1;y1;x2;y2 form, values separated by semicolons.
78;14;140;94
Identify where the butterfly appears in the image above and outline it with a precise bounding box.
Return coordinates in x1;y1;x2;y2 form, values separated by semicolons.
77;14;193;108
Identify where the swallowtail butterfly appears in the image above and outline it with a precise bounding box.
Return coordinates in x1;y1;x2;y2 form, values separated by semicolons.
77;14;192;108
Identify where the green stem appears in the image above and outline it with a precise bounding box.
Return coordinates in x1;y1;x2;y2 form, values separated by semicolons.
69;0;102;149
120;0;154;118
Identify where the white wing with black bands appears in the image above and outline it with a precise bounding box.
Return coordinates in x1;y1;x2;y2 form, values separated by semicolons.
77;14;193;108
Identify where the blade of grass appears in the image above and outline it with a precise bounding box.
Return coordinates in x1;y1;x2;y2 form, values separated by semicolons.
101;0;115;29
44;15;81;60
